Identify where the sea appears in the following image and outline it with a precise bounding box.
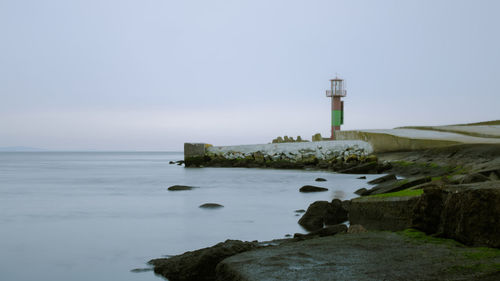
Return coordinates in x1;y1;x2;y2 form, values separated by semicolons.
0;152;379;281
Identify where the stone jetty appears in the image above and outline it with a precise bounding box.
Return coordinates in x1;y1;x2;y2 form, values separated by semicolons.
184;140;377;171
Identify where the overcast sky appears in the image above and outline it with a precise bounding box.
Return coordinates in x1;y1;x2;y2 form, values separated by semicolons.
1;0;499;150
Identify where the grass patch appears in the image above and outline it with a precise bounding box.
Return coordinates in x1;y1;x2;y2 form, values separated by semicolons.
366;188;423;198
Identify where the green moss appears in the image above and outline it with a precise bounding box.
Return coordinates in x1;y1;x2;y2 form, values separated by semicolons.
366;189;423;199
400;229;500;275
400;229;463;247
427;162;440;168
393;160;414;167
431;176;442;181
448;263;500;274
464;247;500;260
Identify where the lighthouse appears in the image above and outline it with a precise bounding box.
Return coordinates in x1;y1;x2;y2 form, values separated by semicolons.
325;77;346;140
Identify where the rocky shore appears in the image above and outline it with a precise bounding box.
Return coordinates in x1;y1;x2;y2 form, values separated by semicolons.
150;143;500;281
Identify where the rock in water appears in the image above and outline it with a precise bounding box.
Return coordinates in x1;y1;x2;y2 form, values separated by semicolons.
168;185;196;191
294;224;348;239
299;185;328;192
315;177;327;182
149;240;258;281
199;203;224;209
354;188;368;196
357;176;367;179
367;174;397;185
298;199;348;231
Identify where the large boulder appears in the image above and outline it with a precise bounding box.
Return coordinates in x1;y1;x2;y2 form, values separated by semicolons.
349;196;420;231
298;199;348;231
412;182;500;248
149;240;258;281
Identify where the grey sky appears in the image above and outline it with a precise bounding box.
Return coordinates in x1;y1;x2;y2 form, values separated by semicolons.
1;0;499;150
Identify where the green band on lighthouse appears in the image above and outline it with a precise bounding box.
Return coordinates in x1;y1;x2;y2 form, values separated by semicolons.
332;110;343;126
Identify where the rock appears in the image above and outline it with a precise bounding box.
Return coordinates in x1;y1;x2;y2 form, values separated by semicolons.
367;174;397;185
357;176;367;179
349;196;420;231
169;161;175;164
298;199;348;231
315;177;327;182
294;224;347;239
339;161;378;174
411;188;449;234
216;232;500;281
348;224;367;234
311;224;347;237
368;176;432;195
294;209;306;213
299;185;328;193
448;174;466;184
130;268;153;273
489;172;499;181
459;173;490;184
354;188;368;196
311;133;322;142
412;182;500;248
284;234;292;238
199;203;224;209
168;185;196;191
149;239;258;281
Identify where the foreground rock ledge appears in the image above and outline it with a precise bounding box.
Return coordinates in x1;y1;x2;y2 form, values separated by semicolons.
216;232;500;281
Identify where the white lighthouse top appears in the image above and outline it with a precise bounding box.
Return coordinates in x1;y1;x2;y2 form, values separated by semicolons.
326;77;346;97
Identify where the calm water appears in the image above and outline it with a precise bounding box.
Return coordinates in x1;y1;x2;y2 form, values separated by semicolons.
0;152;379;281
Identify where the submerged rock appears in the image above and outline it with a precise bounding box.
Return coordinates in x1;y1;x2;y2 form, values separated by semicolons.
315;177;327;182
299;185;328;193
168;185;196;191
199;203;224;209
357;176;367;179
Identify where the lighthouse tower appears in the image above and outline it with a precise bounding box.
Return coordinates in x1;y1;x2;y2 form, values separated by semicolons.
325;77;346;140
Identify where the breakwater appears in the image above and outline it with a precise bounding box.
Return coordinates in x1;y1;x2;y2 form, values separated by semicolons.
184;140;378;171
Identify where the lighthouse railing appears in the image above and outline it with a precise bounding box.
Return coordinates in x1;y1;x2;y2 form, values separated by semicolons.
325;90;347;97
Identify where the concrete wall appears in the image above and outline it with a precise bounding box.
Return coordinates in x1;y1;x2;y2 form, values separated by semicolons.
337;131;459;153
